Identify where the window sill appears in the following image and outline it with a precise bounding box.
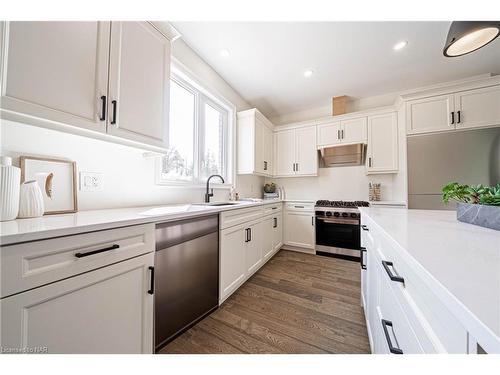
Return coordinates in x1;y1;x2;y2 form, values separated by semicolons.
155;181;233;189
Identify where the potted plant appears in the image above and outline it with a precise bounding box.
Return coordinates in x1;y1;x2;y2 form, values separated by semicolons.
442;182;500;230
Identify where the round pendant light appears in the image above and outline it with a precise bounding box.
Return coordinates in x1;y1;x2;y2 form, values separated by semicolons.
443;21;500;57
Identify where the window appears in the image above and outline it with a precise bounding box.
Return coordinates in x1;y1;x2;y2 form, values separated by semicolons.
159;72;232;185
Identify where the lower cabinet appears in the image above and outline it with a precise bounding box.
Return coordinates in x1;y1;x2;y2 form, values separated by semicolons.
1;252;154;354
219;204;283;303
283;203;315;251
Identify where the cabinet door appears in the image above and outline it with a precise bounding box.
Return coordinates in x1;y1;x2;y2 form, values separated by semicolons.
454;86;500;130
272;213;283;252
295;126;318;175
284;211;315;249
262;216;275;261
274;130;295;176
254;119;267;175
220;225;246;301
107;22;170;148
245;221;263;275
0;253;154;354
263;124;274;176
0;21;110;133
317;121;341;146
341;117;367;144
367;112;398;173
406;94;455;134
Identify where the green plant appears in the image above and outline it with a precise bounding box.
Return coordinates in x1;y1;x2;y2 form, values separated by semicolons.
442;182;500;206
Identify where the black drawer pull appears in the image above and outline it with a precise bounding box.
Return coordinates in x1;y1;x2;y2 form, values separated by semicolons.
360;247;367;270
382;260;405;284
272;207;278;210
111;100;118;125
457;110;461;124
75;244;119;258
248;228;252;242
451;111;455;124
273;217;277;228
294;206;305;209
99;95;106;121
382;319;403;354
148;266;155;295
361;225;369;231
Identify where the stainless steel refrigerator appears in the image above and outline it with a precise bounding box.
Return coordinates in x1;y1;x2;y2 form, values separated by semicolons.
407;127;500;210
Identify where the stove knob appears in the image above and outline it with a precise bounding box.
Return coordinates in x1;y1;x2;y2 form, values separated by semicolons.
333;212;340;217
341;212;348;217
325;211;332;217
350;213;358;218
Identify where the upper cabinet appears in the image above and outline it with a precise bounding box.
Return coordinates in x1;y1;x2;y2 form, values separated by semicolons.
0;21;178;150
106;22;171;147
366;112;398;174
0;22;110;133
405;83;500;135
237;108;274;177
317;116;367;147
274;126;317;177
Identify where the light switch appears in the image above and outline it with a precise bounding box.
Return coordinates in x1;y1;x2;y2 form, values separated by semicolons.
80;172;103;192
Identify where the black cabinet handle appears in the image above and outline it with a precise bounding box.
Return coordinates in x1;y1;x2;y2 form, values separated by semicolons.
382;319;403;354
368;157;372;167
337;129;340;140
294;205;305;209
248;228;252;242
341;129;344;139
361;225;369;231
457;110;461;124
244;228;249;243
311;216;314;226
451;111;455;124
111;100;117;125
382;260;405;284
99;95;106;121
272;207;278;210
360;247;367;270
296;163;299;172
148;266;155;295
264;161;268;171
75;244;119;258
273;217;277;228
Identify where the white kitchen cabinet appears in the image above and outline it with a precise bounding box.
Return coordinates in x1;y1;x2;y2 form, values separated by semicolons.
454;85;500;130
245;220;263;274
283;203;315;251
405;94;455;134
107;22;170;148
366;112;398;174
262;216;275;261
317;117;367;146
272;212;283;252
0;21;110;133
1;253;154;354
0;21;177;150
237;108;274;177
220;223;247;301
275;127;317;177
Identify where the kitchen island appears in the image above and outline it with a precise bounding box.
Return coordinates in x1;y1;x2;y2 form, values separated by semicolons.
360;207;500;354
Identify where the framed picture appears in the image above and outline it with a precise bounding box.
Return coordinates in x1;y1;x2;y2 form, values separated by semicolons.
20;156;78;214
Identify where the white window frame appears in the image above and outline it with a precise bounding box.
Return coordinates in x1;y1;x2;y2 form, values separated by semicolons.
156;60;235;188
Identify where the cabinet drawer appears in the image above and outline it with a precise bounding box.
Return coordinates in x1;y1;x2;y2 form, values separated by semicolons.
377;269;424;354
1;224;155;298
263;202;282;216
220;206;263;229
285;202;314;212
371;219;468;353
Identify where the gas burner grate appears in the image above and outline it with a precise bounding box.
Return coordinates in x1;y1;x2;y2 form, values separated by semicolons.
315;200;370;208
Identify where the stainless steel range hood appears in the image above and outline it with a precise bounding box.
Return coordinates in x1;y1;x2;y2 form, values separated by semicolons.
319;143;367;167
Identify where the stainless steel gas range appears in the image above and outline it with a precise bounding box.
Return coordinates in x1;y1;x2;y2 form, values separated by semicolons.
315;200;369;259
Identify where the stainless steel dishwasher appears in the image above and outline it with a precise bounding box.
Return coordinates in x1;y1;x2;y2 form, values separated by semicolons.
154;214;219;352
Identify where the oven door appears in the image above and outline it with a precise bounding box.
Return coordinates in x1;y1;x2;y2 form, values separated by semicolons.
315;217;360;250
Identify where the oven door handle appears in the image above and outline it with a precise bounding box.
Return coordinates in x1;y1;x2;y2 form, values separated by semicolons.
316;217;359;225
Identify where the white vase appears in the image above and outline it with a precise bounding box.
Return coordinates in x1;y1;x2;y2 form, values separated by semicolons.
0;156;21;221
18;180;45;218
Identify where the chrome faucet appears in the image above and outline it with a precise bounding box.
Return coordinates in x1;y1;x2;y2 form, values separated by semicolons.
205;174;225;203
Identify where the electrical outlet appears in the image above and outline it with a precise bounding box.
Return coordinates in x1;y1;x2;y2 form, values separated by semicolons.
79;172;103;192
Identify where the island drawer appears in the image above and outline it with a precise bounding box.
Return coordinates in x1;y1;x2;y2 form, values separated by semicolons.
370;217;468;353
1;224;155;298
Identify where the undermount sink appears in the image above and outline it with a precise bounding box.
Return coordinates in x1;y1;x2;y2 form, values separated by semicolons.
192;202;240;207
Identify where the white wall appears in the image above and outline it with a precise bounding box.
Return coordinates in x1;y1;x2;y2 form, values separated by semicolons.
0;38;265;211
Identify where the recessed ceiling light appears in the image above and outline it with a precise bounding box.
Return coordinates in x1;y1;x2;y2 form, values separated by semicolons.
393;41;408;51
220;49;230;57
303;69;313;78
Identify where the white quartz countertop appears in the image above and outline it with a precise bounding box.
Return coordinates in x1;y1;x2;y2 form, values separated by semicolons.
0;199;282;246
360;207;500;352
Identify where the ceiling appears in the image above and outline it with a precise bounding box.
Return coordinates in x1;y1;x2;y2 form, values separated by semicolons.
173;22;500;118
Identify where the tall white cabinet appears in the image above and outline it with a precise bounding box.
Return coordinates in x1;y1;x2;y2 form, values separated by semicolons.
366;112;398;174
0;21;178;149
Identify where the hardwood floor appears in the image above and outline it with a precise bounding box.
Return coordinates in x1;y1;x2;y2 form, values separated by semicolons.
159;250;370;354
